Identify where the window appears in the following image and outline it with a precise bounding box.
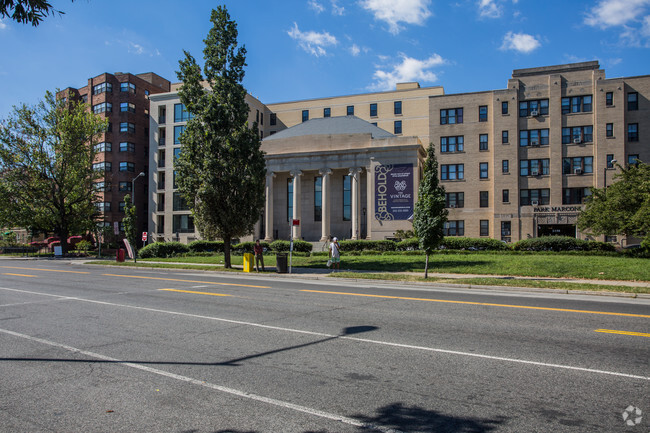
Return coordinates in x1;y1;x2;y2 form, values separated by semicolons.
443;221;464;236
174;125;185;144
563;188;591;204
120;82;136;94
173;148;181;160
96;142;112;152
561;95;592;114
627;92;638;111
157;172;165;190
119;162;135;172
119;142;135;153
157;193;165;212
95;202;111;212
370;103;378;117
628;123;638;142
562;126;593;144
323;108;331;118
343;175;351;221
628;154;640;167
93;102;112;114
607;154;616;169
441;164;464;180
520;189;550;206
157;215;164;233
302;110;309;122
173;171;178;189
93;162;111;172
92;82;112;95
502;189;510;203
445;192;464;208
314;176;322;222
562;157;593;174
174;104;193;122
158;150;165;168
118;181;132;192
119;201;126;213
347;105;354;116
120;122;135;134
520;159;550;176
478;105;487;122
270;113;277;125
502;160;509;174
94;181;111;192
105;122;112;133
441;136;464;152
287;178;293;221
394;120;402;134
606;92;613;106
479;191;489;208
519;99;549;117
120;102;135;113
440;108;463;125
173;192;189;211
479;162;488;179
480;220;489;237
501;221;511;238
172;215;194;233
394;101;402;115
260;113;264;125
606;123;613;138
501;101;508;115
479;134;488;151
502;130;509;144
256;110;259;123
519;129;549;147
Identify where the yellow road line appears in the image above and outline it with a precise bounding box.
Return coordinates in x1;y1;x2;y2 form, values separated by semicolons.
595;329;650;338
159;289;231;297
102;274;270;289
2;273;37;278
301;290;650;318
0;266;89;274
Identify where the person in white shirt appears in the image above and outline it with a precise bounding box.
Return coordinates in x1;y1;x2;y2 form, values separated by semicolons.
329;236;341;271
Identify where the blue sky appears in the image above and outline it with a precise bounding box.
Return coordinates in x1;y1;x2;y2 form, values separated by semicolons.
1;0;650;118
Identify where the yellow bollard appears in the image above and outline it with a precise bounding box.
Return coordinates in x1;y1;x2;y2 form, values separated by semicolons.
243;253;254;272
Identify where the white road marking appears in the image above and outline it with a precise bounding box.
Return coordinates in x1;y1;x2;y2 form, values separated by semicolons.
0;327;403;433
1;286;648;381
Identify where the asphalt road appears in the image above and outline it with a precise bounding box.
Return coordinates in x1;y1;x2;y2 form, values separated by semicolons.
0;258;648;433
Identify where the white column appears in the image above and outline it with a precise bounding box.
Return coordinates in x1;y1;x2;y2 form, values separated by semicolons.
349;167;363;240
366;160;375;240
290;170;303;240
319;168;332;241
264;172;275;241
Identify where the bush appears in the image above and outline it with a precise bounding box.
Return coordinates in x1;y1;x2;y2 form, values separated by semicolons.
396;238;420;251
512;236;616;252
188;240;224;253
232;241;270;254
75;240;93;252
441;237;511;251
338;240;396;252
269;240;312;253
139;242;190;258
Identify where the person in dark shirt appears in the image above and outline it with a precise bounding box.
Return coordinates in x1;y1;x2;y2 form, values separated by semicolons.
254;239;265;272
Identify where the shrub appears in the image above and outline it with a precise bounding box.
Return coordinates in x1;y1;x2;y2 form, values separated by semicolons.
396;238;420;251
232;241;270;254
338;240;396;252
269;240;312;253
512;236;616;252
67;236;83;248
441;237;510;251
188;240;224;253
75;240;93;252
139;242;190;258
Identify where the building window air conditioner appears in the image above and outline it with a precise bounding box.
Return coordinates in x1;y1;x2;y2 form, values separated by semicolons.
530;110;539;117
573;138;582;144
531;141;539;147
531;200;539;206
574;168;583;175
531;170;539;176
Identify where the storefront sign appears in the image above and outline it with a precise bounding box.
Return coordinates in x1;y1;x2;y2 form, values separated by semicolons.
375;164;413;221
534;206;583;213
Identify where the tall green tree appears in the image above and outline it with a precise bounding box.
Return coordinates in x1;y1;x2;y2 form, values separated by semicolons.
413;143;448;278
121;193;139;262
175;6;266;268
0;90;106;255
578;161;650;248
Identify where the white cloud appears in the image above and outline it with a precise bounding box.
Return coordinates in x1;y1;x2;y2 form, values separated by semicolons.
369;53;445;91
331;0;345;15
308;0;325;13
359;0;432;34
478;0;501;18
500;31;540;53
350;44;361;56
0;19;7;30
585;0;650;28
287;23;338;57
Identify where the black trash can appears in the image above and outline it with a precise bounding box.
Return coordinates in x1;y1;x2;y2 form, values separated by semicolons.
276;253;288;273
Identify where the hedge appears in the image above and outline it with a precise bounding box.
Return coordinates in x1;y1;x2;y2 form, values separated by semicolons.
232;241;271;254
188;240;224;253
512;236;616;252
139;242;190;258
338;240;396;252
441;237;510;251
269;240;313;253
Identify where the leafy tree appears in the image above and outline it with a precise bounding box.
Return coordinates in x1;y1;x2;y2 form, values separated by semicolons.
121;194;139;262
412;143;448;278
175;6;266;268
0;0;74;26
0;90;106;255
578;161;650;248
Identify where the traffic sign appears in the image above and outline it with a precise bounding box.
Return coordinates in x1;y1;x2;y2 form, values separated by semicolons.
292;219;300;226
142;232;148;241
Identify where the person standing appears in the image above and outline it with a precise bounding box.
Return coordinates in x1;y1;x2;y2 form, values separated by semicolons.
329;236;341;272
254;239;265;272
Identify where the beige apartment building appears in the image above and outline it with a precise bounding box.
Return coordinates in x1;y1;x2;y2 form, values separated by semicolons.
148;61;649;245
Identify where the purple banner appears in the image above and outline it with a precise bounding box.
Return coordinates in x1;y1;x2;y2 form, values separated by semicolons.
375;164;414;221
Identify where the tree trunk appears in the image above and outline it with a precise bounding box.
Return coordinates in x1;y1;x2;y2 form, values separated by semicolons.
424;252;429;279
58;229;69;256
224;237;231;268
